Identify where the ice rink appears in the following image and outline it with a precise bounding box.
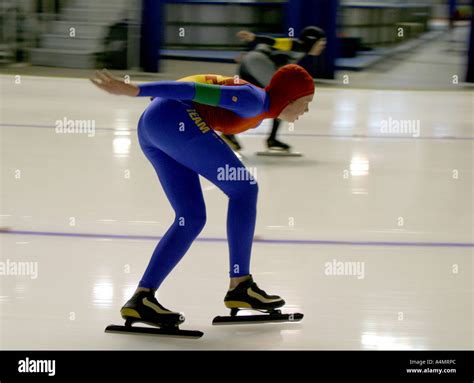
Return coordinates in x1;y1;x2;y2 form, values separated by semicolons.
0;74;472;349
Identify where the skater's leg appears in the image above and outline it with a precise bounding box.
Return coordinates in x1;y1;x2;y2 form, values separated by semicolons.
176;138;258;280
266;118;291;150
268;118;281;141
120;113;206;325
240;51;275;87
137;142;207;290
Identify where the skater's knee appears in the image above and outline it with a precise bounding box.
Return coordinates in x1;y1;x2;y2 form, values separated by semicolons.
248;181;259;198
244;180;259;200
229;180;259;201
187;214;207;236
175;212;207;236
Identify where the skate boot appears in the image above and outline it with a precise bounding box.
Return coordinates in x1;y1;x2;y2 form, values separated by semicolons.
120;290;184;328
213;275;303;325
256;137;301;157
224;275;285;311
266;137;291;152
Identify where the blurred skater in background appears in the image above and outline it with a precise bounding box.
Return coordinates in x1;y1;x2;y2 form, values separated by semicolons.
221;26;326;155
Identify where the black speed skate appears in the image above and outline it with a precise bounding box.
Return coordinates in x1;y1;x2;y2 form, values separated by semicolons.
256;138;302;157
267;137;291;151
212;275;303;325
105;290;203;339
120;289;184;327
224;274;285;310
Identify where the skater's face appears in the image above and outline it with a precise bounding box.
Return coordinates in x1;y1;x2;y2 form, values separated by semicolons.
279;94;313;122
309;38;327;56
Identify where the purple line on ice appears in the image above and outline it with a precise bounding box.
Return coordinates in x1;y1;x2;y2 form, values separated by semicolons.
1;230;473;247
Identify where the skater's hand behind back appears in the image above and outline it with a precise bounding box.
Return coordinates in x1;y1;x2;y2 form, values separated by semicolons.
90;69;140;97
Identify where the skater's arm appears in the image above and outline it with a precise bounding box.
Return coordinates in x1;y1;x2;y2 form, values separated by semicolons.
138;81;265;117
237;30;280;47
237;30;299;52
90;69;140;96
89;69;265;117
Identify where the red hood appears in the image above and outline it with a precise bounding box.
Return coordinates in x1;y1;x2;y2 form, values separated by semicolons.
264;64;315;118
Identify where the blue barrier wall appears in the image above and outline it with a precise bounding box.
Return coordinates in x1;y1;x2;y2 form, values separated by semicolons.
466;0;474;82
285;0;338;79
140;0;163;72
